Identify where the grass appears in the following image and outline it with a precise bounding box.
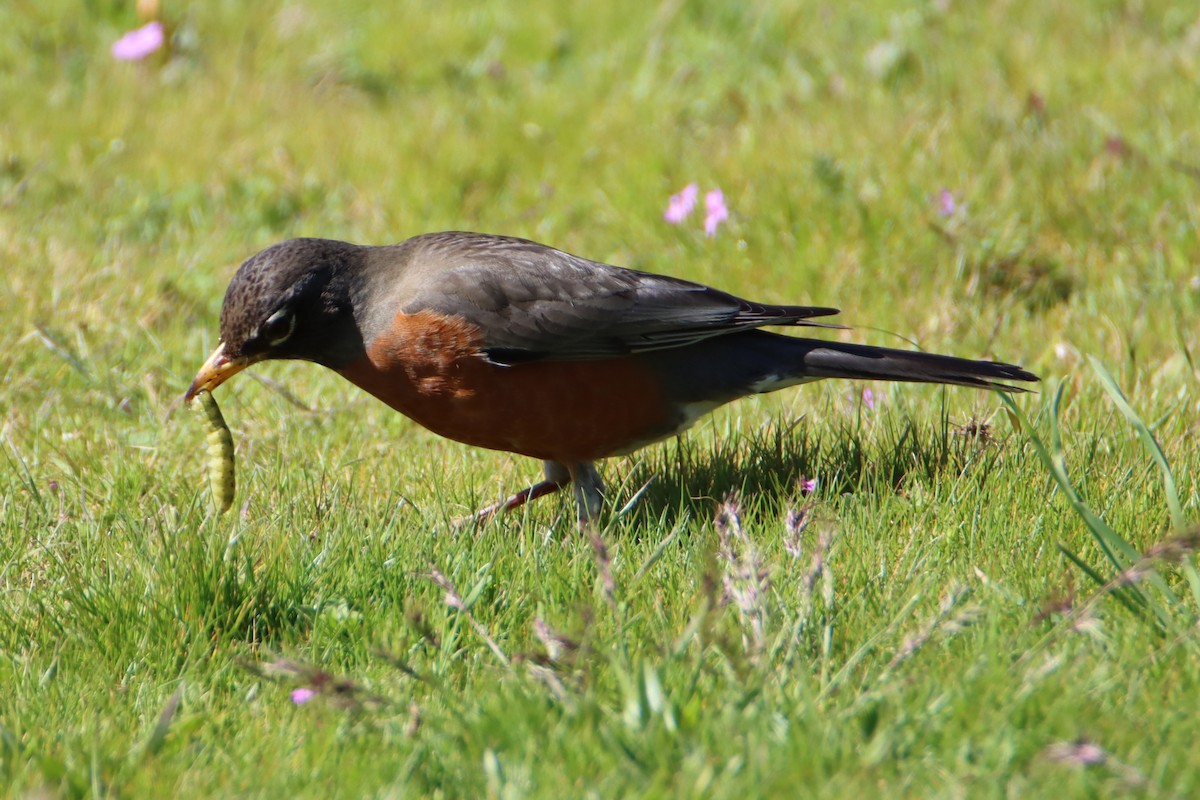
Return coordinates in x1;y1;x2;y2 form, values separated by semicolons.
2;0;1199;796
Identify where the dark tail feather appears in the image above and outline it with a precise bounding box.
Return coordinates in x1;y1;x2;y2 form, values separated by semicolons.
794;339;1039;392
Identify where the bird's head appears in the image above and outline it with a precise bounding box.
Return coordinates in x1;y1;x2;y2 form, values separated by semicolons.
185;238;364;401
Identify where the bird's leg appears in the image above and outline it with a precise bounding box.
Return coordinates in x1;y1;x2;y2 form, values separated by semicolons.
461;460;572;525
567;461;605;525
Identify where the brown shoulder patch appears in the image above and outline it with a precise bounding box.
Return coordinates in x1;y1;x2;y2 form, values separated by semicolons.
364;309;485;398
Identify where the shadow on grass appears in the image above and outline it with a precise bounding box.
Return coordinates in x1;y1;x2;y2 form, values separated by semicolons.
608;410;1009;529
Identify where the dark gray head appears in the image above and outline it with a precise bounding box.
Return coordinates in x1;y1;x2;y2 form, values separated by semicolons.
218;238;365;369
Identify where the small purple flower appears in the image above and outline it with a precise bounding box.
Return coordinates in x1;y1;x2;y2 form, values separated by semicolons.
861;388;875;410
664;183;698;224
704;189;729;236
1045;738;1109;767
290;687;316;705
800;477;818;495
112;21;164;61
937;189;957;217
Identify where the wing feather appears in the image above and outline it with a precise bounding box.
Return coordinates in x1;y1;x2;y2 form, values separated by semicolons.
400;233;840;364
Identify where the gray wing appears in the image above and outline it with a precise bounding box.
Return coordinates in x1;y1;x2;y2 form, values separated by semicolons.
400;232;841;364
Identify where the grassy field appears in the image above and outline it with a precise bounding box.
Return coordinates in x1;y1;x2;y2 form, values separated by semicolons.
3;0;1199;796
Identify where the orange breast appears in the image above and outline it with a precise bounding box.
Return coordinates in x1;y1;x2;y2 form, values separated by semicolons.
338;310;675;461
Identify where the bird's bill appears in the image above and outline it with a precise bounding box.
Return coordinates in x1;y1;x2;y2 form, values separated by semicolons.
185;342;258;402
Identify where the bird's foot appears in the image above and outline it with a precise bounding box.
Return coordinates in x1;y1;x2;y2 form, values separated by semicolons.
457;477;567;528
567;462;605;526
454;460;605;529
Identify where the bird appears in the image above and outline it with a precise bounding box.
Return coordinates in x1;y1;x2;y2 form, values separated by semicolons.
185;232;1038;523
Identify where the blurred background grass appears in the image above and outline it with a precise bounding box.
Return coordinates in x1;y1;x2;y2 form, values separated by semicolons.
2;0;1199;796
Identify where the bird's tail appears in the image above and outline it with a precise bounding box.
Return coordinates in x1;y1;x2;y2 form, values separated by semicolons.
787;339;1039;392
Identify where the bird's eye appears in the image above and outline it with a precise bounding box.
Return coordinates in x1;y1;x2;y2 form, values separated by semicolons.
262;307;296;346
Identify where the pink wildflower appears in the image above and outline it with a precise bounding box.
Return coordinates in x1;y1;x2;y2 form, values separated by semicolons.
862;388;875;410
704;189;729;236
664;183;699;223
937;189;957;217
800;477;818;495
112;21;164;61
290;687;316;705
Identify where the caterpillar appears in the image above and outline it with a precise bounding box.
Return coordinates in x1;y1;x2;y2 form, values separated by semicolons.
195;390;235;513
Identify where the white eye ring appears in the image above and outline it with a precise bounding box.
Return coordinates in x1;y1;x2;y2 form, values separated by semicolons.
263;307;296;346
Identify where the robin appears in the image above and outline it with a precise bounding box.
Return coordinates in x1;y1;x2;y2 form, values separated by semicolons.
185;232;1038;522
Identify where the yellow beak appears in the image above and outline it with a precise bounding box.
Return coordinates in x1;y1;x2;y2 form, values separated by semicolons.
184;342;259;402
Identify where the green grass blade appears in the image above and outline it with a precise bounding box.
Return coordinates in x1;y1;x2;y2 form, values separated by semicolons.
1056;543;1146;618
1002;388;1137;569
1088;357;1186;531
1001;390;1175;624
